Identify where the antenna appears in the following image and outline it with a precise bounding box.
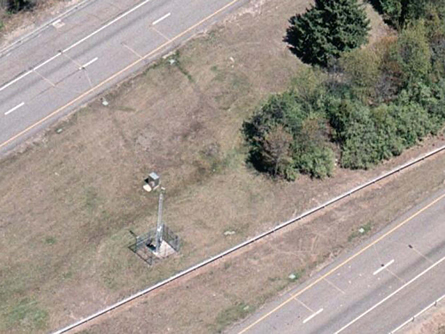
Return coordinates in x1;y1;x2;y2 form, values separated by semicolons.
129;174;179;265
155;187;165;254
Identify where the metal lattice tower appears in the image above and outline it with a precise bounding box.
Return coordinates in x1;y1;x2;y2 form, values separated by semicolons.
155;187;165;253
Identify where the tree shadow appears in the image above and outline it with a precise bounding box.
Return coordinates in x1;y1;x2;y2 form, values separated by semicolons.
7;0;35;13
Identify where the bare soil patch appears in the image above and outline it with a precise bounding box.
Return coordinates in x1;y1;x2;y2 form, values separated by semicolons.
0;0;443;333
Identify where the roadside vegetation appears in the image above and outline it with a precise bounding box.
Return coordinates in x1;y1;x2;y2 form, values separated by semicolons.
0;0;40;33
2;0;445;333
244;0;445;180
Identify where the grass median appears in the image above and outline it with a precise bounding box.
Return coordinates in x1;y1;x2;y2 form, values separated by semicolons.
0;0;443;333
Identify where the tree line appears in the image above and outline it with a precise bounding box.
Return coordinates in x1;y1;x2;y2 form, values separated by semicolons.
243;0;445;180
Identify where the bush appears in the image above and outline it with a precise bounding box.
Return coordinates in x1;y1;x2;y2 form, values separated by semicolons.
370;0;429;28
290;67;328;107
256;124;295;178
243;91;335;180
393;21;431;84
326;99;381;169
340;48;382;99
244;2;445;180
285;0;370;67
297;145;335;178
428;79;445;126
243;92;307;179
373;36;404;102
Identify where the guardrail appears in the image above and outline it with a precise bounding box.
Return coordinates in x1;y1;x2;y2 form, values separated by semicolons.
389;293;445;333
53;143;445;334
0;0;98;58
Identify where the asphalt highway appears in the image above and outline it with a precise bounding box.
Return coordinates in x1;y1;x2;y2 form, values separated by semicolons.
0;0;247;154
231;189;445;334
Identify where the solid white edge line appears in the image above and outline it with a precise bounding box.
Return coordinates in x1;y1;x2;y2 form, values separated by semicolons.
80;57;99;69
373;259;395;276
389;292;445;333
303;308;324;324
153;12;171;25
334;255;445;334
4;102;25;116
0;0;96;56
0;71;32;92
63;0;154;53
0;0;154;92
34;53;62;71
52;145;445;334
0;51;61;92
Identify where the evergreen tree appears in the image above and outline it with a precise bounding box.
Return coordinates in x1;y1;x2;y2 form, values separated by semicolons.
370;0;429;28
7;0;31;12
285;0;370;67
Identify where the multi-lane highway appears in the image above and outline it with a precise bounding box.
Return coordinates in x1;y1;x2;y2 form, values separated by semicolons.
0;0;246;154
231;189;445;334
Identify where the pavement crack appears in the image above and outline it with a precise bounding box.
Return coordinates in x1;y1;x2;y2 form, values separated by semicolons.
151;26;172;42
33;69;55;87
387;268;405;283
121;42;143;59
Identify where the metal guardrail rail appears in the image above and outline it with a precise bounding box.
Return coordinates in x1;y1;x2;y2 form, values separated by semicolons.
389;293;445;333
0;0;98;58
53;144;445;334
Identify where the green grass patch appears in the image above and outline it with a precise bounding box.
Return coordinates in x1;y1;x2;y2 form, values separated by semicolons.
288;269;305;282
168;51;194;82
3;299;48;332
83;187;101;212
44;236;57;245
214;301;254;333
348;222;372;242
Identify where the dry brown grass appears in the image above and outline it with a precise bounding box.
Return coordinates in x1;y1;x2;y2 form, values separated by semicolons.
404;305;445;334
0;0;444;333
76;140;445;334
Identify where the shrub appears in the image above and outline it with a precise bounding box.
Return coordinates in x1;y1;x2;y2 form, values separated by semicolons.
370;0;429;28
340;48;382;99
393;21;431;84
373;36;404;102
256;124;295;178
326;99;382;169
243;92;335;180
297;145;335;178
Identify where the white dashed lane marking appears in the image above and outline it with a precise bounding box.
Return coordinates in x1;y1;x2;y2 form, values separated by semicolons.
79;57;99;70
152;12;171;25
303;308;324;324
373;259;395;276
4;102;25;116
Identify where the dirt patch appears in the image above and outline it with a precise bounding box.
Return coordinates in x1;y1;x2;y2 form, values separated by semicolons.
0;0;444;333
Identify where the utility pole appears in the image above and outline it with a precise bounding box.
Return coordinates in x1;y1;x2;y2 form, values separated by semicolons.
155;187;165;254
